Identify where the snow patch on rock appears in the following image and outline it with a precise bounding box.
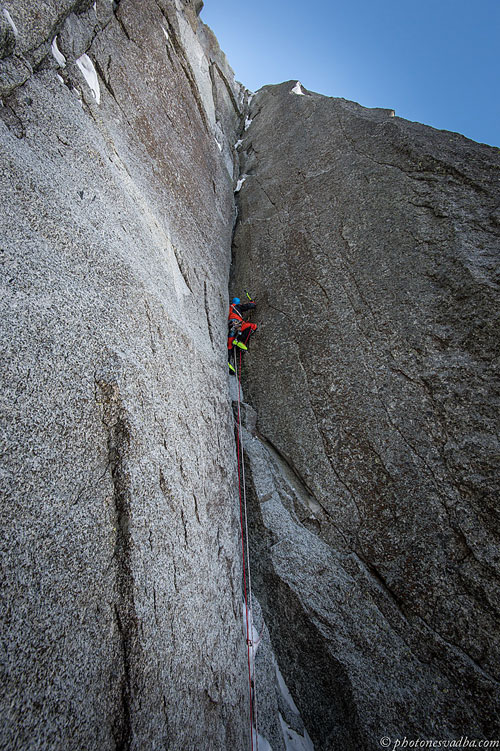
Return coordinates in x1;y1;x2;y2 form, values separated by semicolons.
51;36;66;67
279;714;314;751
72;86;83;106
235;175;247;193
75;54;100;104
291;81;304;96
276;664;300;714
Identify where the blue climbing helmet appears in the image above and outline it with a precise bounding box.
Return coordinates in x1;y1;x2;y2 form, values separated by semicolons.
232;297;240;305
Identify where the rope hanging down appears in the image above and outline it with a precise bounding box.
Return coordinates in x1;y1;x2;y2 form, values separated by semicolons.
234;348;259;750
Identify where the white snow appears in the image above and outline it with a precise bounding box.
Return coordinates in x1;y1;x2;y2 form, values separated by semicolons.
161;25;169;41
235;175;247;192
93;1;96;13
72;87;84;107
291;81;305;96
244;117;252;131
3;9;18;36
234;139;243;149
276;664;300;714
75;54;100;104
253;731;273;751
56;74;64;85
51;36;66;67
279;714;315;751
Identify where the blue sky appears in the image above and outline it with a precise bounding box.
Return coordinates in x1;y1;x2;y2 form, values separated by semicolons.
201;0;499;147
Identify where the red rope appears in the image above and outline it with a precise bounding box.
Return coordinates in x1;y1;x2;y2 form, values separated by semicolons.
235;348;254;750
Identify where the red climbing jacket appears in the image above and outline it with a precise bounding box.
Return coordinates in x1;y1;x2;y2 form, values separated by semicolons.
228;301;257;350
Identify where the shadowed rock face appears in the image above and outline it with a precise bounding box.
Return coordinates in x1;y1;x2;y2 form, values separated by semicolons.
232;81;500;749
0;1;250;749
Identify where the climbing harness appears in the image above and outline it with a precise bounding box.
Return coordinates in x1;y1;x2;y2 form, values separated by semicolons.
234;349;260;750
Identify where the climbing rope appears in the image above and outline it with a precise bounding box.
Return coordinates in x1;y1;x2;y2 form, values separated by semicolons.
237;349;261;750
234;348;259;750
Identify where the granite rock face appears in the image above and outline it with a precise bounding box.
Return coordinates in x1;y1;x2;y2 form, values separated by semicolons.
2;1;500;748
232;82;500;749
0;1;251;749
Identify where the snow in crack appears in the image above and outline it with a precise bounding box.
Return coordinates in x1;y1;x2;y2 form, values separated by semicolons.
51;36;66;67
235;175;247;192
76;54;101;104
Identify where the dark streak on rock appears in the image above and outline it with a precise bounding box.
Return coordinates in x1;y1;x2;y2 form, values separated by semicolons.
209;60;242;118
204;280;215;347
95;373;138;751
172;243;192;293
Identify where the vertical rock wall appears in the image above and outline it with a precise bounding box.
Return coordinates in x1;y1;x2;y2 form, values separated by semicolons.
0;1;251;749
232;82;500;749
2;3;500;749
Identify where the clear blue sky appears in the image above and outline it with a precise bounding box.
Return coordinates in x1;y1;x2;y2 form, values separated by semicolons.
201;0;500;147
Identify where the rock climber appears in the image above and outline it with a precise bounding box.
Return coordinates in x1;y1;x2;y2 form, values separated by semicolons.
228;294;257;373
